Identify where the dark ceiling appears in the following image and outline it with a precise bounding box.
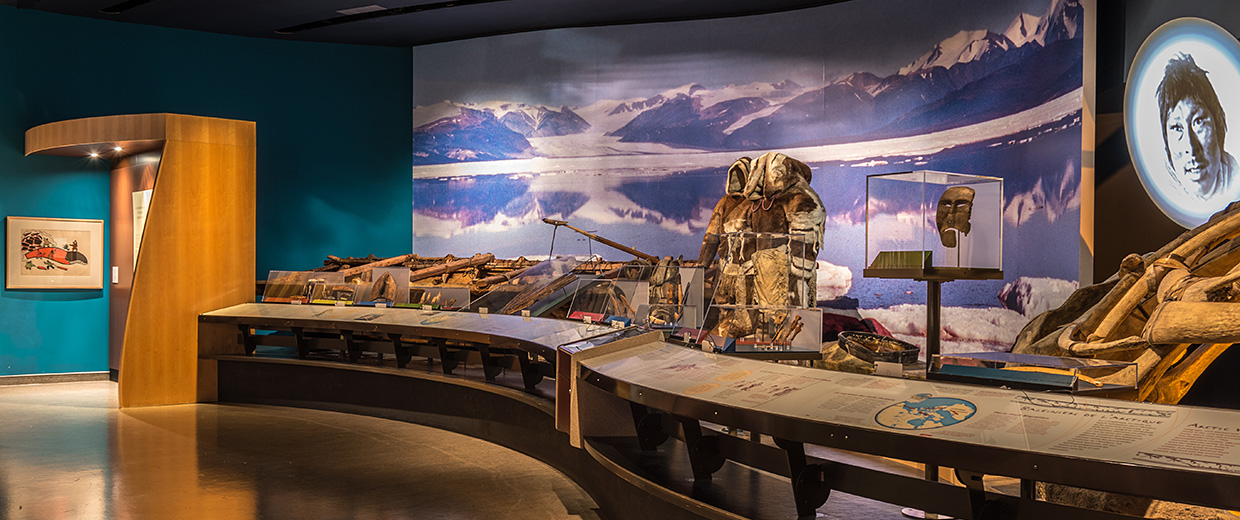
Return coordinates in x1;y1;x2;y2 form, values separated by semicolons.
2;0;849;47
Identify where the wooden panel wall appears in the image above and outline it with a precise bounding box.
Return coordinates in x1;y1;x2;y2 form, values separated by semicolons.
109;152;161;374
26;114;167;156
27;114;256;407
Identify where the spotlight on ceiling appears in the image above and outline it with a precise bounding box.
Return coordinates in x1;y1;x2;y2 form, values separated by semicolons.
89;152;99;158
113;146;124;152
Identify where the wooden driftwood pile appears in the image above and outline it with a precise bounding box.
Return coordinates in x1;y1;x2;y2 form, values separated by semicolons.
262;219;707;315
315;253;511;287
301;253;690;293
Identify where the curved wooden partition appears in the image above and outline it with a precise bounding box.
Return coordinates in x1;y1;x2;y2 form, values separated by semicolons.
27;114;256;407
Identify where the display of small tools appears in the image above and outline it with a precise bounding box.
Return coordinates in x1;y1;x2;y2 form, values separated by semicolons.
772;314;803;345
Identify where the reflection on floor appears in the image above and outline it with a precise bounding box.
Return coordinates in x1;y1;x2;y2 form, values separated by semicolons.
0;381;602;519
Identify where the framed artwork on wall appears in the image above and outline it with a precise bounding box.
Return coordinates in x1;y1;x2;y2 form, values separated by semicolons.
6;216;104;290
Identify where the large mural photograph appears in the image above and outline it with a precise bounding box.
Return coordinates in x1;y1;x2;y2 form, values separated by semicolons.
413;0;1085;353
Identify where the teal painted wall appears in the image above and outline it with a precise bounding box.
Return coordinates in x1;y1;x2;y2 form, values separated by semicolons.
0;8;412;375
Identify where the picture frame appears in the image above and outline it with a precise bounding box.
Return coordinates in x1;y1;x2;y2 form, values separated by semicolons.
6;216;104;290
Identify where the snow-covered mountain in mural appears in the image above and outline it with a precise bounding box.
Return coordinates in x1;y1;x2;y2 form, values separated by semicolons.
413;0;1082;165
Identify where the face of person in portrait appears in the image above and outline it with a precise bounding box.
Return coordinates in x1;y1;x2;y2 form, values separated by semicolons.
935;186;975;248
1158;53;1230;200
1165;97;1223;186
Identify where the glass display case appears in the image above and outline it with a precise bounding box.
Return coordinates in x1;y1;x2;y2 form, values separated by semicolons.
929;352;1138;393
638;265;704;329
406;285;470;310
665;266;705;328
309;282;366;304
263;270;317;303
561;262;707;329
566;278;642;322
864;171;1003;278
700;231;820;355
354;267;411;305
263;271;348;304
701;306;823;354
469;257;582;315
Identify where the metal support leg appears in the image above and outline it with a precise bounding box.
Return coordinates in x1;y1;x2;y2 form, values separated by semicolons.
517;352;544;391
902;464;953;519
389;333;412;369
291;327;309;359
629;403;669;451
956;469;1005;519
238;325;256;356
434;339;457;374
677;416;724;481
775;437;831;518
341;330;361;363
926;279;942;372
1021;478;1037;499
477;345;502;381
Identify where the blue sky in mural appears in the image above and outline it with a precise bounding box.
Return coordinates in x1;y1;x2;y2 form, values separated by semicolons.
413;0;1057;107
413;0;1085;350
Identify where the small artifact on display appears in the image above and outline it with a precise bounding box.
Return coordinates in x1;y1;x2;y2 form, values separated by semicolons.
707;307;818;349
935;186;975;248
407;285;469;309
347;266;412;305
369;271;397;302
695;152;826;351
646;257;683;325
837;331;920;365
313;283;363;303
930;352;1137;393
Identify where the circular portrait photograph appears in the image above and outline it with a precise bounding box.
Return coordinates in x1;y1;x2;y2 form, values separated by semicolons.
1125;17;1240;229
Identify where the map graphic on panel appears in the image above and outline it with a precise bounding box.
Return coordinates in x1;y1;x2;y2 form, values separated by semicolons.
875;393;978;430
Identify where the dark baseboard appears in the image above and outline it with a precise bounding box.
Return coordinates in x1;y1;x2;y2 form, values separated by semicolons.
0;371;111;386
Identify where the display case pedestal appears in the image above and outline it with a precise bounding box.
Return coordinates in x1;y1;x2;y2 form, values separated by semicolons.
863;268;1001;520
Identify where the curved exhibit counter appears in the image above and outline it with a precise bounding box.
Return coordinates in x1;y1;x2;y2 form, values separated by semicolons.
200;303;1240;519
201;302;611;356
200;302;620;391
578;340;1240;517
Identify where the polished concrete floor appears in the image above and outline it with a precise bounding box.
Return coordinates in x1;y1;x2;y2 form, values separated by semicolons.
0;381;602;520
